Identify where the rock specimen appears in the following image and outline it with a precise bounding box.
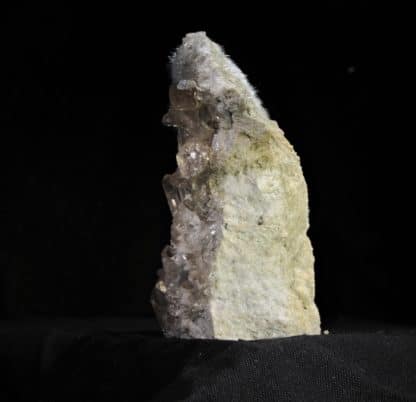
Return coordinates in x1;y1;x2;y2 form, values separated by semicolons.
151;32;321;340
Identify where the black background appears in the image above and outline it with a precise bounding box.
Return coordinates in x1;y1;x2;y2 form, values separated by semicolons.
1;4;412;329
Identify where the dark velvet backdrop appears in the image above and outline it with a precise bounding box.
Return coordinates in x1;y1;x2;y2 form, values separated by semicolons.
1;4;412;328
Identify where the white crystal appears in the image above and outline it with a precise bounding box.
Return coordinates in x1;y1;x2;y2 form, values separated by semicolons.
151;32;321;340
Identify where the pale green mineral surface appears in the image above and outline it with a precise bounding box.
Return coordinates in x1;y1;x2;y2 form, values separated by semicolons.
151;32;321;340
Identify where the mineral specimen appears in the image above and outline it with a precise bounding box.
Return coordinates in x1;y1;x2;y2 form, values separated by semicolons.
151;32;321;340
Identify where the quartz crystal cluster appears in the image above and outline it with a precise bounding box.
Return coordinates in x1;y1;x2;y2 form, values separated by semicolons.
151;32;321;340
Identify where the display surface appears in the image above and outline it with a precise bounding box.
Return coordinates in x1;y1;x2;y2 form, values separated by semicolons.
1;319;415;402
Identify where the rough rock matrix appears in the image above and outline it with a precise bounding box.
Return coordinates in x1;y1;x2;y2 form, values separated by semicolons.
151;32;321;340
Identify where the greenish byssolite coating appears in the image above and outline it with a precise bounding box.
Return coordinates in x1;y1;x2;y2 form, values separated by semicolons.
151;32;321;340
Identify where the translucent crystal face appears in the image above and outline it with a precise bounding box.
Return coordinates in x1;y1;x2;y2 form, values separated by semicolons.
163;82;216;179
163;79;237;174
